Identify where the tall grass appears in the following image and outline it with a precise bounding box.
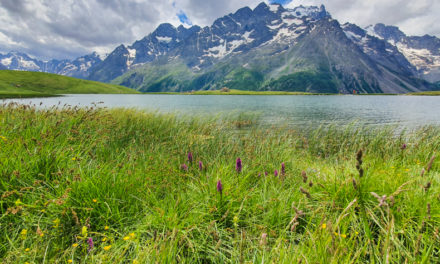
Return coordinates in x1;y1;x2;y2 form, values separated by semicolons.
0;103;438;263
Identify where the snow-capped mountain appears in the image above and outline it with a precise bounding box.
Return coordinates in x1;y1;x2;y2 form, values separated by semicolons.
90;2;433;93
0;51;102;79
363;23;440;83
1;2;439;93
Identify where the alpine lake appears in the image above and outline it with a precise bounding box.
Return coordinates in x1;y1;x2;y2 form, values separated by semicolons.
3;94;440;129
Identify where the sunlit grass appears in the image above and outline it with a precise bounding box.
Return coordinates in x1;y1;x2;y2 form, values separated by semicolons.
0;103;439;263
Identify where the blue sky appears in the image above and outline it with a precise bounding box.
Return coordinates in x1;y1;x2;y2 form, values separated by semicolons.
177;11;192;26
268;0;292;5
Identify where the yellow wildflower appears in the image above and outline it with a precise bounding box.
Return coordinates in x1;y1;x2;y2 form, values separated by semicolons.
25;248;30;252
15;199;22;206
355;231;359;235
129;232;135;239
321;223;327;229
92;199;97;203
341;234;347;238
123;236;130;241
72;243;79;248
133;260;139;264
103;245;112;251
68;260;73;263
102;237;107;242
405;169;410;172
21;229;28;237
233;216;239;227
53;218;60;228
81;226;88;237
104;226;109;230
72;157;76;161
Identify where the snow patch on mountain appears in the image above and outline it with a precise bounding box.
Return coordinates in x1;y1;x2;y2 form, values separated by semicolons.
156;36;173;43
1;57;12;66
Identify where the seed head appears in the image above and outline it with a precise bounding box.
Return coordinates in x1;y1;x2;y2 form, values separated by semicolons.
301;171;307;183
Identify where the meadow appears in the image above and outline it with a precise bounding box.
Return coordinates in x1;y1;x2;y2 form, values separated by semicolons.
0;103;439;263
0;70;138;98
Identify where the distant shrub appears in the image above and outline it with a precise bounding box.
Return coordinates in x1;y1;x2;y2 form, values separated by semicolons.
220;87;230;92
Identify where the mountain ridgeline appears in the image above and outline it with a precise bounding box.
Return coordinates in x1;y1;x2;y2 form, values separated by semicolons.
1;2;440;93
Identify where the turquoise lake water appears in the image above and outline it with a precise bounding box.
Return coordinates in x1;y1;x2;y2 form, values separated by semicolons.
3;94;440;128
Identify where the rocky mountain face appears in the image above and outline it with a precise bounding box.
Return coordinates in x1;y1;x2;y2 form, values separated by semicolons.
104;2;432;93
0;51;102;79
2;2;439;93
363;24;440;83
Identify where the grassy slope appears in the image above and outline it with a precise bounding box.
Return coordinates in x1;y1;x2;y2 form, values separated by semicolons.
0;70;138;96
0;106;439;263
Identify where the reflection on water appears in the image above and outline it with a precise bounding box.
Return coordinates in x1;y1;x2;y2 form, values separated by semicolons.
2;94;440;128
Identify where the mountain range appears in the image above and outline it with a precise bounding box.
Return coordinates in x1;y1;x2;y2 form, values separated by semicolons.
1;2;439;93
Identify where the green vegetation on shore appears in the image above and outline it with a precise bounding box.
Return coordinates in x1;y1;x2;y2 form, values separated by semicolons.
0;70;138;98
0;105;439;263
152;89;317;95
407;91;440;96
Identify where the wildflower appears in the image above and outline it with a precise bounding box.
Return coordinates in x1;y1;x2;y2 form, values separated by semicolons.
355;231;359;235
72;157;76;161
25;248;30;252
260;233;267;246
281;163;285;175
123;236;130;241
233;216;239;227
401;143;407;150
187;152;193;163
102;237;107;242
236;158;242;173
217;180;223;195
68;260;73;263
321;223;327;229
181;164;188;171
274;170;278;177
405;168;410;172
133;260;139;264
103;245;112;251
72;243;79;248
198;161;203;171
104;226;109;230
129;233;135;239
92;199;97;203
81;226;88;237
340;234;347;238
87;237;94;252
21;229;28;237
53;218;60;228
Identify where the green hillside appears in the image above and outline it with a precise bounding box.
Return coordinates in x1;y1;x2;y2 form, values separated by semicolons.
0;70;138;98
